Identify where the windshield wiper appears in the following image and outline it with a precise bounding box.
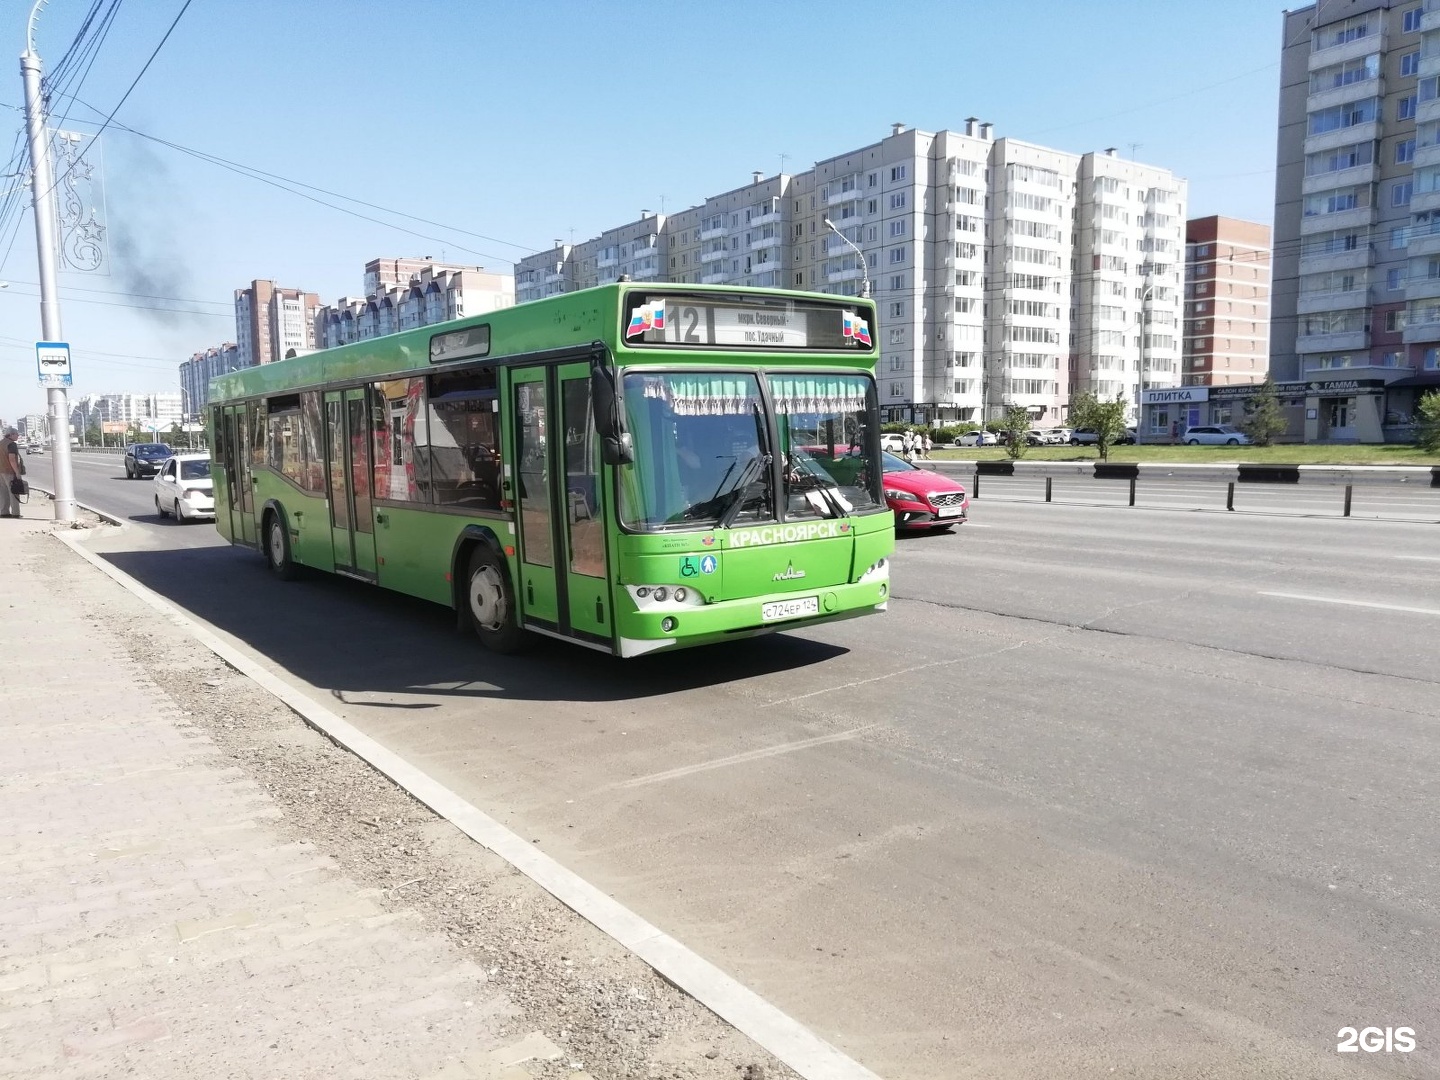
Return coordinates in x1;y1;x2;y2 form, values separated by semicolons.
789;456;850;518
718;452;771;529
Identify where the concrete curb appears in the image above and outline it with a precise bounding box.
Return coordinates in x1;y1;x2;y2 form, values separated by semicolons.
28;484;128;529
52;529;883;1080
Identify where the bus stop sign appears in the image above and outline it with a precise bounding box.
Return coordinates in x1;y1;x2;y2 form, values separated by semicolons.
36;341;72;388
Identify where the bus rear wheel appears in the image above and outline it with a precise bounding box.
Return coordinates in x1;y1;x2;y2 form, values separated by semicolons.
265;512;299;581
467;546;528;654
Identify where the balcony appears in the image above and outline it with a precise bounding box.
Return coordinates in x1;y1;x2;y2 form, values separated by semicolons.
1407;228;1440;257
1406;274;1440;301
1415;140;1440;170
1411;188;1440;215
1402;320;1440;343
826;266;865;284
1307;33;1382;72
1424;1;1440;32
596;255;618;269
1296;330;1369;353
1305;79;1382;116
1299;205;1376;235
1304;120;1380;155
1420;95;1440;126
1297;245;1373;276
699;225;728;241
699;248;727;264
701;270;728;285
749;210;781;227
1296;288;1369;314
749;234;781;251
1301;162;1377;195
826;187;861;207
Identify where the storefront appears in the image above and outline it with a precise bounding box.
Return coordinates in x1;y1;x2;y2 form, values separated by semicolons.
1137;387;1211;443
1137;379;1389;443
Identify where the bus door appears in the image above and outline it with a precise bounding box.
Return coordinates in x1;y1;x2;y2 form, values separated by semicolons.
221;403;257;546
508;363;612;646
324;387;377;578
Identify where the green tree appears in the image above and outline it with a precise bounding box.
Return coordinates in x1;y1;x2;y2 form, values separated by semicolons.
1416;389;1440;452
1068;390;1130;460
1239;376;1288;447
998;406;1032;460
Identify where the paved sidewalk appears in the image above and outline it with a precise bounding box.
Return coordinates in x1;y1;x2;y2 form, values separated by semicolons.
0;519;580;1080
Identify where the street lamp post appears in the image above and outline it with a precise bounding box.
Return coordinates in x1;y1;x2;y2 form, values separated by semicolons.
20;4;76;521
1138;282;1155;440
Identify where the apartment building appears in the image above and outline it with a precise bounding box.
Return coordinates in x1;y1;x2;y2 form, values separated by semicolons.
179;343;246;419
70;393;183;430
1184;216;1272;386
514;122;1187;426
234;280;321;368
316;259;514;349
1274;0;1440;441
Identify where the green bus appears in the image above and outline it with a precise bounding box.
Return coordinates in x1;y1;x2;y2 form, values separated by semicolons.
207;283;893;657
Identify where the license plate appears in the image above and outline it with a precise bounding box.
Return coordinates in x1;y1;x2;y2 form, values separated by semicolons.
936;505;962;517
761;595;819;622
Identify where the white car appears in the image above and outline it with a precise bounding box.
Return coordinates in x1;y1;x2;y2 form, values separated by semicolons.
954;430;997;446
153;453;215;522
880;433;907;452
1183;425;1251;446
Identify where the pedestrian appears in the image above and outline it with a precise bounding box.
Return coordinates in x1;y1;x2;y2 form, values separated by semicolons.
901;429;914;462
922;432;932;460
0;427;23;518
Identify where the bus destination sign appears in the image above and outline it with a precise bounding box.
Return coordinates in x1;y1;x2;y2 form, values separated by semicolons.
624;295;873;351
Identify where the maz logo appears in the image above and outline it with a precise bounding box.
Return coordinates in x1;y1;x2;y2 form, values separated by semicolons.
773;562;806;582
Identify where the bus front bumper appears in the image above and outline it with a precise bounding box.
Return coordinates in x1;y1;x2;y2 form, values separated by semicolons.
615;572;889;658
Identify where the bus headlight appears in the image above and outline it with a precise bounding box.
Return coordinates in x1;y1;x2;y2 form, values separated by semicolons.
858;557;889;584
626;585;708;611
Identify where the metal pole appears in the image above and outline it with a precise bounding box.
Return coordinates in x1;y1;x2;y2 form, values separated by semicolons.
21;35;75;522
1343;484;1353;518
1045;476;1052;503
1128;476;1137;507
1227;481;1235;512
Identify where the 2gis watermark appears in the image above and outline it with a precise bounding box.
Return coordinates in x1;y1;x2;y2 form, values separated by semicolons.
1336;1026;1416;1054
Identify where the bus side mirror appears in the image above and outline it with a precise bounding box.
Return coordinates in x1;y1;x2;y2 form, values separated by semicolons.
591;362;633;466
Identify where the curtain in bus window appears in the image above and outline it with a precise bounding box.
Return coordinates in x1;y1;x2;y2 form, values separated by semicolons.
631;373;759;416
515;380;552;568
426;368;500;510
767;374;870;416
347;395;373;535
372;379;427;502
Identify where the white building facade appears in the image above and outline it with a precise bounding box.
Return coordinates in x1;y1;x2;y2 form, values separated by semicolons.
514;122;1186;425
316;260;514;349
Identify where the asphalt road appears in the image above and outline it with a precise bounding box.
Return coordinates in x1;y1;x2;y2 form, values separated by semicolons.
54;452;1440;1079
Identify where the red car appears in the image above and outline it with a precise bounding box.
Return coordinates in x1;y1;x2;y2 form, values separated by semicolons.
880;451;969;530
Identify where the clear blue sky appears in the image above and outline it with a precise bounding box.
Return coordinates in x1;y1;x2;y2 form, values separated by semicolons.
0;0;1288;421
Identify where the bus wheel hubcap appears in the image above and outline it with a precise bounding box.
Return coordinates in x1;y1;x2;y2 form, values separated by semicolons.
269;523;284;566
470;566;506;630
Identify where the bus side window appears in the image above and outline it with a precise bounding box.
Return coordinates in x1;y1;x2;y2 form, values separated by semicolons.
371;378;428;503
562;376;604;577
426;367;501;512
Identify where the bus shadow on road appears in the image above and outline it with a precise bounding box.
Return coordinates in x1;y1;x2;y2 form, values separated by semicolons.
94;545;850;707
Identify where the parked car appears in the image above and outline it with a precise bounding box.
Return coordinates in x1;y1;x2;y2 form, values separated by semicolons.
954;430;997;447
153;453;214;522
1183;425;1251;446
124;442;173;479
880;433;907;453
880;450;969;530
1069;427;1136;445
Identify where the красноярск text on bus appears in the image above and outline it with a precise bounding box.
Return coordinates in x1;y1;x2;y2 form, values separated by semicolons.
206;283;893;657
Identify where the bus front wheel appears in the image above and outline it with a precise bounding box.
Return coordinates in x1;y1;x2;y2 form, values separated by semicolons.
467;546;528;654
265;512;300;581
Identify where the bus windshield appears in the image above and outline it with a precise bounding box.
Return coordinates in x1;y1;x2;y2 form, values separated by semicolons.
618;370;881;530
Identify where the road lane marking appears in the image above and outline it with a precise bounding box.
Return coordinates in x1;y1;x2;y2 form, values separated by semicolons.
615;727;875;790
1393;555;1440;562
1259;591;1440;617
56;530;882;1080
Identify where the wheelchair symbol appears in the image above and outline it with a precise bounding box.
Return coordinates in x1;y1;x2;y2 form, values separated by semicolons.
680;557;699;577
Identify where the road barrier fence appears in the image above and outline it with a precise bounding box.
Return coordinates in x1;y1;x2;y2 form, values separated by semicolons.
930;460;1440;518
